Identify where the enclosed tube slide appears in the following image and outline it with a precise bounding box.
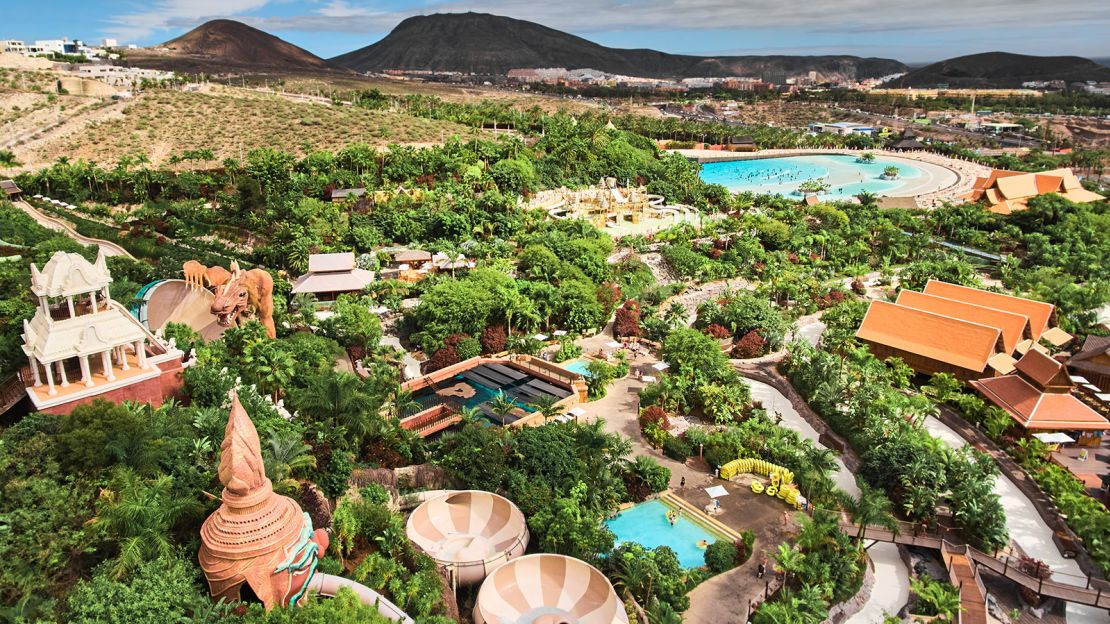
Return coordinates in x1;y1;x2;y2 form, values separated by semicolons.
307;573;414;624
474;553;628;624
406;490;529;586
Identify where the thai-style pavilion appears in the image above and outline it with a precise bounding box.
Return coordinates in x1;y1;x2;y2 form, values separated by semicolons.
20;251;185;413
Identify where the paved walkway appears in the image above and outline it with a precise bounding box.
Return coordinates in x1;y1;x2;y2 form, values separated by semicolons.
922;416;1110;623
13;199;134;258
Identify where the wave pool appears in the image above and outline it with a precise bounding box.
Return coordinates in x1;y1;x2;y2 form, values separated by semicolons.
699;154;949;200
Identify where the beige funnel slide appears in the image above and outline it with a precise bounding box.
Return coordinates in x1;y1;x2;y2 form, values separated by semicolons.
406;490;528;586
474;553;629;624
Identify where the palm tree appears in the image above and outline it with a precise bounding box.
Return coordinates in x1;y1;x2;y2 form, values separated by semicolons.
773;543;806;598
94;469;201;579
0;149;20;176
488;390;517;426
838;482;897;549
296;371;369;444
388;385;421;420
241;340;295;401
910;576;962;622
263;429;316;494
528;394;566;424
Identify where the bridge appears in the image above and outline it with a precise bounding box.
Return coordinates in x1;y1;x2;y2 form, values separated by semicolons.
840;519;1110;615
0;374;26;417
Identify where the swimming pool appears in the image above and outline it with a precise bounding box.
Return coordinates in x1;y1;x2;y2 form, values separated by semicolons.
699;154;948;200
605;499;726;568
561;359;593;377
410;374;534;424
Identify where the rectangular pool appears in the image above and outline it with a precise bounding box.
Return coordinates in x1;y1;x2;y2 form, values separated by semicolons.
561;359;593;377
605;499;727;568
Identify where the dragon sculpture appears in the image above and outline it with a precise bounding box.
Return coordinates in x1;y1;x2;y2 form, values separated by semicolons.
183;260;275;339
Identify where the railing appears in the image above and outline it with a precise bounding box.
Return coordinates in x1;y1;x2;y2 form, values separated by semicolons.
842;519;1110;608
0;374;26;415
399;403;463;437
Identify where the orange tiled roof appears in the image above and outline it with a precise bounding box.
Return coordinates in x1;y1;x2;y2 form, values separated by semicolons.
856;300;1002;373
922;280;1056;340
895;290;1030;355
1013;349;1069;390
970;375;1109;431
969;167;1104;214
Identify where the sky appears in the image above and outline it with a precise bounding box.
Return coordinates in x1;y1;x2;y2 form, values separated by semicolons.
4;0;1109;64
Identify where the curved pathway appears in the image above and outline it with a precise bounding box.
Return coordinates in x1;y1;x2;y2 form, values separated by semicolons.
922;416;1110;623
745;378;910;623
13;199;134;259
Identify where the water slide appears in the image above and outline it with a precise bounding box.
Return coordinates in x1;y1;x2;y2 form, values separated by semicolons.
134;279;227;342
307;573;414;624
406;491;529;586
474;553;628;624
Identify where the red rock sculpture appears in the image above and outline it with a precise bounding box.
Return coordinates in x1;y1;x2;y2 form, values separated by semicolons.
199;393;328;609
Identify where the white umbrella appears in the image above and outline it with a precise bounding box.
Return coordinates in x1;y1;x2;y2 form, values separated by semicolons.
553;330;568;337
652;362;670;371
1034;432;1076;444
1070;375;1091;384
605;340;622;349
568;407;586;417
1097;393;1110;403
641;375;656;383
705;485;729;498
533;333;549;341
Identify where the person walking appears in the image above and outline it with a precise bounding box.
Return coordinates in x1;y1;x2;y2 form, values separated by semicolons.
782;510;789;526
680;476;686;489
757;556;767;579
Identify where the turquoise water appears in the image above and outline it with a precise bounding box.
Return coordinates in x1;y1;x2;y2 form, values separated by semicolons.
605;500;723;568
411;375;534;423
699;154;925;200
561;359;593;377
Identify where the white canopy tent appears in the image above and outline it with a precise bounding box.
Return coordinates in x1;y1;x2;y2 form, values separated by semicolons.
705;485;729;498
1034;432;1076;444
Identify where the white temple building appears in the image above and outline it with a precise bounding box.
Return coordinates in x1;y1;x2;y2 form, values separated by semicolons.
21;251;185;412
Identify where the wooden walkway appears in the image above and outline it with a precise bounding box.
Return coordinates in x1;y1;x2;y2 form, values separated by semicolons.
841;520;1110;610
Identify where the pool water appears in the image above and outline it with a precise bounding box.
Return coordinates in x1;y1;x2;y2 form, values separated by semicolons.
605;500;725;568
411;375;534;422
699;154;926;200
561;359;593;377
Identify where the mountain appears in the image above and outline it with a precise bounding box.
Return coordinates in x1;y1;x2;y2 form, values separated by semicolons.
130;19;335;73
884;52;1110;88
331;12;906;81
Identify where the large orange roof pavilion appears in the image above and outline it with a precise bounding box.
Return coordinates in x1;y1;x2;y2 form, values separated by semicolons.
856;299;1004;377
922;280;1057;341
963;167;1104;215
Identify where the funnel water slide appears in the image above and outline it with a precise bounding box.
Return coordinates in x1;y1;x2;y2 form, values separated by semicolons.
474;553;629;624
406;490;529;586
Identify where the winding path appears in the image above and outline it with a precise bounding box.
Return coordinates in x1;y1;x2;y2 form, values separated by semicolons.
921;416;1110;623
745;378;911;623
13;199;134;259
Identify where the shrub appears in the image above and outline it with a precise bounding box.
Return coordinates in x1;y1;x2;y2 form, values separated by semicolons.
454;336;481;361
642;422;667;449
663;435;692;463
732;330;768;359
639;405;671;432
480;324;507;354
424;345;459;372
705;323;731;339
553;338;583;363
704;541;739;573
614;300;643;338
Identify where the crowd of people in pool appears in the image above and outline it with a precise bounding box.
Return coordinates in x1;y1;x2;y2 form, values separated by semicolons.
722;166;876;197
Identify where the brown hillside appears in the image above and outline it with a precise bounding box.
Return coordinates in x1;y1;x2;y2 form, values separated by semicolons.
138;19;336;72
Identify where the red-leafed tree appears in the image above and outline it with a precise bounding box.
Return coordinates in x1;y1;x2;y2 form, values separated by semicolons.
732;330;768;359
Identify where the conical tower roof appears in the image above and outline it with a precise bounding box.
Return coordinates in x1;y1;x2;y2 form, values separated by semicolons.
199;393;308;601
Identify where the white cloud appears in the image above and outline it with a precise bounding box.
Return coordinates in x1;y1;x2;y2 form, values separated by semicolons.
243;0;1106;35
105;0;276;41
